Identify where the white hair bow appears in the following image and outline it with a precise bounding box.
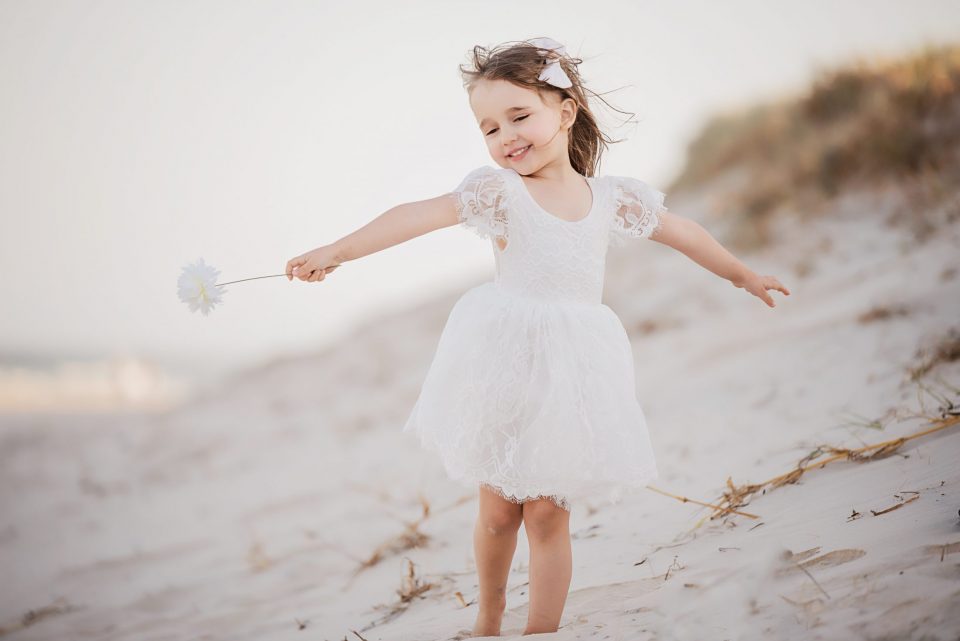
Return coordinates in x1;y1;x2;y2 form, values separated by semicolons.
528;37;573;88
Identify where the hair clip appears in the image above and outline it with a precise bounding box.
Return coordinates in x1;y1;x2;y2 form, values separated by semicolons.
528;37;573;88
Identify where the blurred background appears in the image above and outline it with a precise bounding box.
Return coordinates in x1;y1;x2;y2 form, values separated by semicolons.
2;2;960;639
1;0;956;411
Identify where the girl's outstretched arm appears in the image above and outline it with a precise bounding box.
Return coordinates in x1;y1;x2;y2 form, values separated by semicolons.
650;210;791;308
285;194;459;282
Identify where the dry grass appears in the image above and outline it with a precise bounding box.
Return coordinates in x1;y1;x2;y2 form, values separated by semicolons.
350;494;434;580
669;43;960;250
0;597;80;638
856;303;911;324
646;334;960;526
645;381;959;527
909;327;960;379
353;558;438;634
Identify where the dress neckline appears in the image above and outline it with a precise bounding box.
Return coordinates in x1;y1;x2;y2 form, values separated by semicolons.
505;168;599;225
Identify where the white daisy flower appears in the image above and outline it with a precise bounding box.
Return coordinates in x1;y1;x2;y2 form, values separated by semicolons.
178;258;225;315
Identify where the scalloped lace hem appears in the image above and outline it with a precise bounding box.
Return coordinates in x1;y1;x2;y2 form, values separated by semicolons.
479;481;571;512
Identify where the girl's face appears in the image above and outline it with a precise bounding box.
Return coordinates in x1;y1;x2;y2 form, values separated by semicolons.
469;78;576;174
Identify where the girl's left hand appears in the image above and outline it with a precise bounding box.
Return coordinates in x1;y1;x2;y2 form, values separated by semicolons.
733;271;791;307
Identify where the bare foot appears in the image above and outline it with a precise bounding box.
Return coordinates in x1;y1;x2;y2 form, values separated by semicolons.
471;599;507;637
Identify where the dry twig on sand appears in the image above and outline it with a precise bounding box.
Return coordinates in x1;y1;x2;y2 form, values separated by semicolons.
347;494;432;584
358;558;436;633
646;394;958;528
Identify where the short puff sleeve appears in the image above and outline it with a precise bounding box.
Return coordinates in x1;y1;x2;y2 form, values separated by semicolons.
448;166;509;243
608;176;668;246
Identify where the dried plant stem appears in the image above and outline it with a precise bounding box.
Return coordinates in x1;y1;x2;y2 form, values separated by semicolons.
647;414;959;525
644;486;760;519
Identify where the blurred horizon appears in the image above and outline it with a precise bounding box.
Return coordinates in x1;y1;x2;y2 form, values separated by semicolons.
2;0;958;412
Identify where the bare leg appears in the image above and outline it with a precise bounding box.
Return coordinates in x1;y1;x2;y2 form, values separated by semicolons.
521;497;572;635
472;483;524;637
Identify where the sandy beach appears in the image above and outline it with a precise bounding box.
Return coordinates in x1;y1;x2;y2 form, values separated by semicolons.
2;173;959;640
4;29;960;638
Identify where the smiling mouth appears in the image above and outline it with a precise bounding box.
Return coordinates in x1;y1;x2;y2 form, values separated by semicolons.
507;145;532;160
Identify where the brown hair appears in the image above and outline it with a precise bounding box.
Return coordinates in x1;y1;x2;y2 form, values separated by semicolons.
458;38;636;177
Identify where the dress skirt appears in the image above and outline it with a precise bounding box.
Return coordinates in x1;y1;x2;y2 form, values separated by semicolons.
402;281;660;511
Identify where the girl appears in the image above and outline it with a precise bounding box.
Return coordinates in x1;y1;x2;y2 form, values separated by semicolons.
285;38;789;637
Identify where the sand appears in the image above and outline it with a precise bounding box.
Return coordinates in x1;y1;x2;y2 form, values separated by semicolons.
2;185;959;640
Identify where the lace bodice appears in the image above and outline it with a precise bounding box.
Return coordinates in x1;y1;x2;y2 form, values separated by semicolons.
448;166;668;304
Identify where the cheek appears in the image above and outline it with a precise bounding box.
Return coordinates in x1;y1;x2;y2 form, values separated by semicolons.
526;120;555;144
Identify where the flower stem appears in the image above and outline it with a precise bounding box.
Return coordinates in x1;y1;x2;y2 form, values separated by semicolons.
214;273;288;287
215;265;340;287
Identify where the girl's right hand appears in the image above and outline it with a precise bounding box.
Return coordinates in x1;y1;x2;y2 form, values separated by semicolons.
285;245;342;282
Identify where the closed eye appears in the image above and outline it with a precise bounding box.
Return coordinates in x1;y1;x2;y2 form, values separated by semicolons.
485;115;528;136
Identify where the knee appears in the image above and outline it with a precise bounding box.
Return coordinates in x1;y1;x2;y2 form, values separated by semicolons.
522;501;569;541
478;508;523;536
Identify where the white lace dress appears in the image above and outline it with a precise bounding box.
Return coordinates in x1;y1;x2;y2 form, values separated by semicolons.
402;165;667;511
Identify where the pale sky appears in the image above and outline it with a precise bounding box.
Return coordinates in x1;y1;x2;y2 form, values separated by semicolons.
1;0;958;384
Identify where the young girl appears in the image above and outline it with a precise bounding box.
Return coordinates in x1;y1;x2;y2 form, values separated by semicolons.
285;37;789;637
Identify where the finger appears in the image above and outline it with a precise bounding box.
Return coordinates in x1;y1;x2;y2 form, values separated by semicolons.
287;258;304;281
762;277;780;293
772;278;790;295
